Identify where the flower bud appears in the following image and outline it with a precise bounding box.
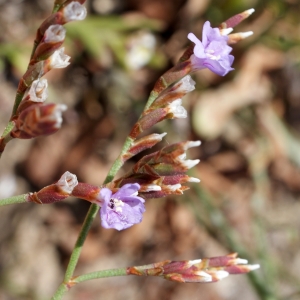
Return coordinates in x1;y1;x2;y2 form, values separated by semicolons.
166;99;187;119
151;75;195;109
44;25;66;43
28;79;48;102
219;8;255;29
127;253;260;283
11;103;67;139
30;25;66;65
57;171;78;194
110;141;201;198
48;47;71;69
62;2;87;22
227;31;254;44
27;171;78;204
123;133;167;161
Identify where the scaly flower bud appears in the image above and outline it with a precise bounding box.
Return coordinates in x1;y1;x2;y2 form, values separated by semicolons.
166;99;187;119
15;79;49;115
30;25;66;65
110;141;201;198
62;2;87;22
220;8;255;29
227;31;254;44
27;171;78;204
48;47;71;69
152;75;195;109
127;253;260;283
11;103;67;139
44;24;66;43
123;133;167;162
28;79;48;102
57;171;78;194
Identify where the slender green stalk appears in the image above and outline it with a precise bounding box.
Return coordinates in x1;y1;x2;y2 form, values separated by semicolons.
64;204;99;281
0;194;28;206
73;267;128;284
12;92;26;117
50;282;69;300
0;122;15;158
104;136;134;183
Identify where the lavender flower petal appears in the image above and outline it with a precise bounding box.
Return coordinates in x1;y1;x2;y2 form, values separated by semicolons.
188;21;234;76
99;184;145;230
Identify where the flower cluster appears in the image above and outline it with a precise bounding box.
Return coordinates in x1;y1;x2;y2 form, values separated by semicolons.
20;8;256;233
9;2;87;139
127;253;260;283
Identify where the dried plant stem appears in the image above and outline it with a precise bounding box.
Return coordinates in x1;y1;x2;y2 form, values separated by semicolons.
0;194;28;206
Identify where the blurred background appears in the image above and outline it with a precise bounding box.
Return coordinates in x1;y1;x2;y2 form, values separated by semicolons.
0;0;300;299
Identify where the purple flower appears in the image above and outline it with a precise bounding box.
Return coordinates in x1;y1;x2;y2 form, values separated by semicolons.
99;183;145;230
188;21;234;76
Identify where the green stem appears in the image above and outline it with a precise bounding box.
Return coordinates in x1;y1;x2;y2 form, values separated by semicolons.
104;136;134;183
50;283;69;300
73;267;128;284
51;203;99;300
0;122;15;158
0;194;28;206
64;203;99;281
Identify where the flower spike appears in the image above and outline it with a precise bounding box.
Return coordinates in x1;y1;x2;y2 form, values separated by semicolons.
27;171;78;204
127;253;260;283
11;103;67;139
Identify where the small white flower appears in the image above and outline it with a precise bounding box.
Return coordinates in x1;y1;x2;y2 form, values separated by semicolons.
63;2;87;22
167;99;187;119
57;171;78;194
49;47;70;69
29;79;48;102
44;25;66;43
175;75;196;93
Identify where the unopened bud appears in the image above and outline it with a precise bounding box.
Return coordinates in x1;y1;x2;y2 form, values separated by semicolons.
127;253;260;283
63;2;87;22
166;99;187;119
227;31;254;44
48;47;70;69
44;24;66;43
29;79;48;102
220;8;255;29
123;132;167;161
57;171;78;194
151;75;195;109
220;27;233;36
11;103;67;139
27;171;78;204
